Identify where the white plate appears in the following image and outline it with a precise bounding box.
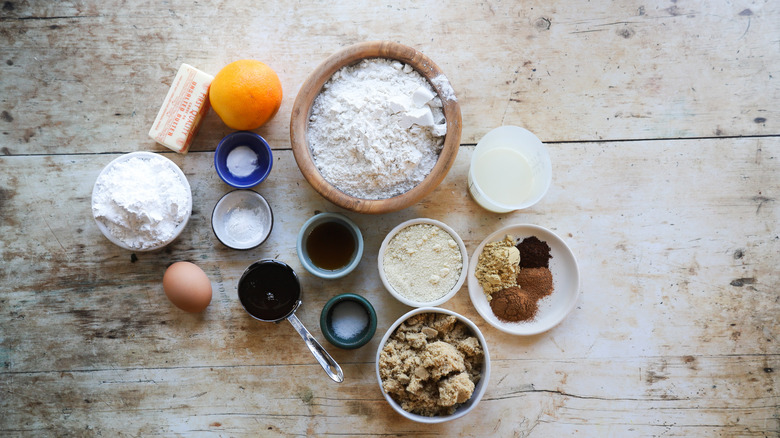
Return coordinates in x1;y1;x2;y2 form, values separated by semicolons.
468;224;580;335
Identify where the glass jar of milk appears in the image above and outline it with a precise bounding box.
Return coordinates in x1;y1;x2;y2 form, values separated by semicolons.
467;126;552;213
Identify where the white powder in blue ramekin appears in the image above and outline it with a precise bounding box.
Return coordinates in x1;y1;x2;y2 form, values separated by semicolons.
226;145;258;178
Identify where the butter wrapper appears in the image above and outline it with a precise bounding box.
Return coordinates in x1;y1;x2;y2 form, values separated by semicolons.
149;64;213;154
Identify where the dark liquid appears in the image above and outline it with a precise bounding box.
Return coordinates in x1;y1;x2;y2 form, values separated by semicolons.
306;221;356;270
238;261;300;321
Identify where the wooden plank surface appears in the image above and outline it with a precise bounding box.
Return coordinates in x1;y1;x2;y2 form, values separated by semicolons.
2;141;778;435
1;0;779;436
1;1;778;155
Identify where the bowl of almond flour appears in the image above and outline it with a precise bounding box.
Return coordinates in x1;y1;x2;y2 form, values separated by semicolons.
290;41;462;214
378;218;468;307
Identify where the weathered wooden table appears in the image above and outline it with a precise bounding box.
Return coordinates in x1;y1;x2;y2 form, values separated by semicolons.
1;1;778;436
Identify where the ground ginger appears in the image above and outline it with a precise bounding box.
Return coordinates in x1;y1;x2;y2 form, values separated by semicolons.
474;235;520;299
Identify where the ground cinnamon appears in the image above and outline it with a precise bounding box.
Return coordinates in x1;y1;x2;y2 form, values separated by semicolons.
490;286;538;322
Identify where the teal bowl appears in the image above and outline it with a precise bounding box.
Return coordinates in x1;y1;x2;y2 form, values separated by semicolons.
320;293;377;349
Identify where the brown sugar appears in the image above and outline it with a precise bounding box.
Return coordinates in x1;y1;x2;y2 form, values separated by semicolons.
378;313;483;417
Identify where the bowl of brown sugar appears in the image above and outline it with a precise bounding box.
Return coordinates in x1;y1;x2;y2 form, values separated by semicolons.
467;224;580;335
375;307;490;422
290;41;462;214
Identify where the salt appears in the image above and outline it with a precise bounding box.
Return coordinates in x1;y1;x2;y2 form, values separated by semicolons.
226;145;258;177
332;300;368;339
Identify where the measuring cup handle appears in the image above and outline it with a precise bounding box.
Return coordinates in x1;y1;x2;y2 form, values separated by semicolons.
286;313;344;383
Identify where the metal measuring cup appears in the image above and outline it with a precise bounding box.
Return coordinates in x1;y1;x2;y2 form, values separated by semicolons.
238;259;344;383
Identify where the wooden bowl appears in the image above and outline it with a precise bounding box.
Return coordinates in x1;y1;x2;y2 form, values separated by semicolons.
290;41;462;214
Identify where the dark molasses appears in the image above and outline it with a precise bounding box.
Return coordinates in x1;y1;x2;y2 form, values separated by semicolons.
238;260;300;321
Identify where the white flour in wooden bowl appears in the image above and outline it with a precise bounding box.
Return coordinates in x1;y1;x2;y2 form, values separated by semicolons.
307;58;448;200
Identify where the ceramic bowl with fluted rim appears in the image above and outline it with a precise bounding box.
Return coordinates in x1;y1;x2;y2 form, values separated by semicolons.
91;151;192;251
375;307;491;423
290;41;462;214
378;218;468;307
467;223;580;335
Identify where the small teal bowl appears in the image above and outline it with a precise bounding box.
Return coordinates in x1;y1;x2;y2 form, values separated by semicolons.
214;131;273;188
297;212;363;279
320;293;377;349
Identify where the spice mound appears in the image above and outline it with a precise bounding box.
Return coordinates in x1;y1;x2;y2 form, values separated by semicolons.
517;235;552;268
475;234;555;322
379;313;483;417
383;223;463;303
92;154;190;250
307;58;447;200
474;235;519;296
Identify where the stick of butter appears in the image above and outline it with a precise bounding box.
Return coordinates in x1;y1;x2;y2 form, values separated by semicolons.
148;64;213;154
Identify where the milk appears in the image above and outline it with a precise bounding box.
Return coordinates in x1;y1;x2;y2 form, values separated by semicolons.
470;147;534;206
468;126;552;213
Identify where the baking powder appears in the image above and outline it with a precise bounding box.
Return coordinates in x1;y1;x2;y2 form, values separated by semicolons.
224;205;266;244
92;154;190;250
307;58;447;200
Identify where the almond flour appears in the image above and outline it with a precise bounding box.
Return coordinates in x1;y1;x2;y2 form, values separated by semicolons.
383;223;462;303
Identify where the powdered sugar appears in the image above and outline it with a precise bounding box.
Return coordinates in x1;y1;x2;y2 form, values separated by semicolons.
307;58;447;200
92;153;191;250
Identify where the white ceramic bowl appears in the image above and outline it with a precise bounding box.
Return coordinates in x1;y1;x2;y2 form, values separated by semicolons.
211;190;273;250
91;151;192;251
378;218;468;307
375;307;491;423
468;224;580;335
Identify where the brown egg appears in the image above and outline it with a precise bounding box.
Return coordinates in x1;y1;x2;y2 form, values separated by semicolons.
162;261;212;312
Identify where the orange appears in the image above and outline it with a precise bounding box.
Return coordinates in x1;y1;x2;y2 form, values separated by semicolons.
209;59;283;130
